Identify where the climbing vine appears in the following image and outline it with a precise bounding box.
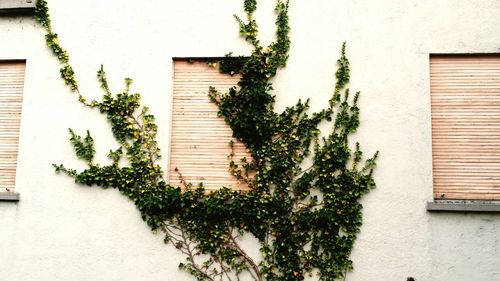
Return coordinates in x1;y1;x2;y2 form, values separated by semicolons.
36;0;378;280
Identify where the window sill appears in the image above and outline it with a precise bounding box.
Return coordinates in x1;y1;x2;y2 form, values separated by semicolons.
427;200;500;212
0;0;36;15
0;192;20;201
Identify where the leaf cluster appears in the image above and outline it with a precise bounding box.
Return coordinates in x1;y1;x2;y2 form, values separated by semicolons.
36;0;378;280
35;0;78;92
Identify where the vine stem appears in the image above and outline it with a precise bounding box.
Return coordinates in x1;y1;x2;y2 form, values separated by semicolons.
130;114;161;184
213;254;234;281
227;227;263;281
131;114;158;163
163;219;218;281
173;167;190;190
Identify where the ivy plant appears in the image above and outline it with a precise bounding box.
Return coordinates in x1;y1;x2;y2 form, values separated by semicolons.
36;0;378;280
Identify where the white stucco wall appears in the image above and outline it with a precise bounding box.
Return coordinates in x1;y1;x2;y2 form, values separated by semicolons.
0;0;499;280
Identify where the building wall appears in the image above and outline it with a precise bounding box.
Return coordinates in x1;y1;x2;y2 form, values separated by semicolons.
0;0;499;280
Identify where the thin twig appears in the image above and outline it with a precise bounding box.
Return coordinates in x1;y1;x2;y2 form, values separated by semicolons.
164;220;217;281
227;227;263;281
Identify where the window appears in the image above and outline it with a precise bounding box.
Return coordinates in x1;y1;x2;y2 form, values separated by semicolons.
169;59;251;191
430;55;500;201
0;61;25;201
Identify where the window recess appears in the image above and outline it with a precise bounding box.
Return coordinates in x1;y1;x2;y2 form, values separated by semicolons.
430;54;500;201
169;59;252;191
0;60;25;201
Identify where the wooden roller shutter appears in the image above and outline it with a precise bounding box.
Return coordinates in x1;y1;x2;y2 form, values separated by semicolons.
0;61;25;193
430;55;500;200
170;59;251;191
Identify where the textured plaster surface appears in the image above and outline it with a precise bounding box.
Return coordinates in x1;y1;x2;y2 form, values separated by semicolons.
0;0;500;280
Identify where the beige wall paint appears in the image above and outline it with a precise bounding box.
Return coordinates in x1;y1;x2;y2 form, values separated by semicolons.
0;0;499;280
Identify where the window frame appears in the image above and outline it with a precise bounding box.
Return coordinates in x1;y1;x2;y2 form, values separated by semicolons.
427;53;500;212
168;57;252;191
0;59;26;202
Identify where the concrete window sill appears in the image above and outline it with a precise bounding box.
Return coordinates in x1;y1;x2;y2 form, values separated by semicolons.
427;200;500;212
0;0;36;14
0;192;20;201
